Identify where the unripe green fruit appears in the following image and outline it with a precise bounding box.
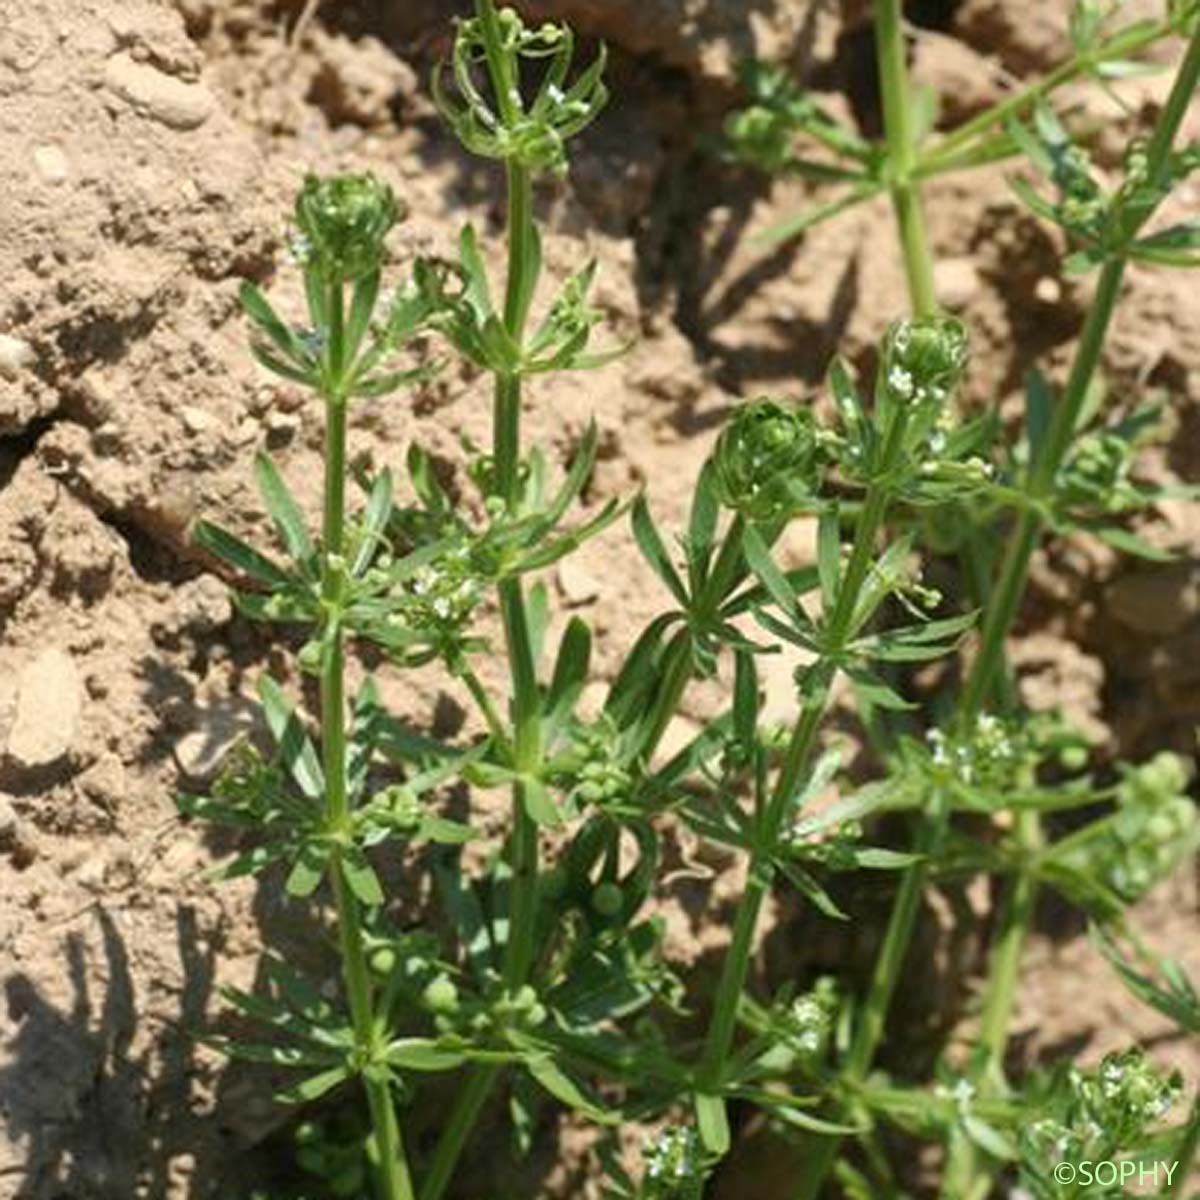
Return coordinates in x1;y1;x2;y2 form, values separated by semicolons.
423;974;460;1014
369;947;397;977
294;1121;321;1147
591;881;624;918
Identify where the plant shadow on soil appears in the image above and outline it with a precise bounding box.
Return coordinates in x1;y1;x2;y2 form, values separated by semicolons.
1;906;226;1199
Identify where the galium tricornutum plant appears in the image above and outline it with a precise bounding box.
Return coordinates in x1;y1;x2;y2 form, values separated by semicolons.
184;1;1200;1197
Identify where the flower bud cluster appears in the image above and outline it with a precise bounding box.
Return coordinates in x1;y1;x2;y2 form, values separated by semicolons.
550;718;633;811
712;400;824;521
385;542;486;659
720;60;817;176
881;315;969;415
780;977;838;1062
1058;428;1137;513
926;713;1021;791
642;1125;706;1199
434;6;607;176
1073;1047;1182;1145
1101;752;1196;901
293;173;399;282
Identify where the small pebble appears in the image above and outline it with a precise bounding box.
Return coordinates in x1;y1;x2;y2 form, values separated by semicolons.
173;696;260;781
180;404;214;434
32;144;69;184
0;333;34;380
104;52;215;130
5;647;83;770
934;258;981;310
1034;276;1062;305
556;559;600;606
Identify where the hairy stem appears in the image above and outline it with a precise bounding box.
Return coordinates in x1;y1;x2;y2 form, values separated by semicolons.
321;327;415;1200
875;0;937;315
699;460;903;1098
420;147;544;1198
792;6;943;1191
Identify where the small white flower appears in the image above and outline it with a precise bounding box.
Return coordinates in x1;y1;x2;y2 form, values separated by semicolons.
888;365;915;398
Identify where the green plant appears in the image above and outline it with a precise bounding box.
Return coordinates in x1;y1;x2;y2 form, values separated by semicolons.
183;3;1200;1198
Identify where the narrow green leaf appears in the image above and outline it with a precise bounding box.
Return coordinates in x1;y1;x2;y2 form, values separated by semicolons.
778;861;849;920
546;617;592;731
285;841;329;897
526;581;550;671
962;1115;1017;1161
687;460;721;592
524;1053;620;1124
605;614;680;725
733;650;758;753
1088;526;1174;561
1025;367;1053;469
538;421;600;535
631;495;689;606
346;268;381;362
258;676;325;801
695;1092;731;1155
248;341;319;386
742;524;806;625
193;520;293;590
254;453;316;569
459;225;496;320
352;469;394;577
240;282;310;366
352;365;435;398
754;181;884;246
521;778;562;828
845;667;916;711
418;815;476;844
817;507;841;611
340;847;384;907
385;1038;467;1072
276;1065;351;1104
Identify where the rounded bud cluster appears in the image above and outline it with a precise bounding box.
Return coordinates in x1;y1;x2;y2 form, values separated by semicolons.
712;399;822;522
881;315;969;410
294;173;399;282
376;785;423;833
1101;751;1196;900
782;976;837;1062
1074;1047;1182;1145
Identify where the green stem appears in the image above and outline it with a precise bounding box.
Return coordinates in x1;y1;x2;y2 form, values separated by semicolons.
417;1066;500;1200
874;0;937;316
420;153;544;1200
1171;1091;1200;1199
939;26;1200;1197
973;815;1043;1078
458;663;511;752
698;476;899;1094
791;12;946;1194
920;16;1179;174
320;337;414;1200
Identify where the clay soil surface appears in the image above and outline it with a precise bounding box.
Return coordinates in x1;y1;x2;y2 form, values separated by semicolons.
1;1;1198;1197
